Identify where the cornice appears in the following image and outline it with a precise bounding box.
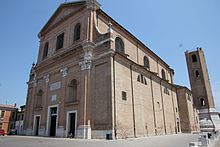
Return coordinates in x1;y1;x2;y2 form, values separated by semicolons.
36;43;83;72
97;9;173;71
39;6;85;37
114;52;175;88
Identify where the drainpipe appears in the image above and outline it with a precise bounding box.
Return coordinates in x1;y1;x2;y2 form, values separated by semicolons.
130;64;136;138
113;54;117;139
150;75;157;135
160;80;167;135
83;74;88;139
175;87;180;133
171;87;177;134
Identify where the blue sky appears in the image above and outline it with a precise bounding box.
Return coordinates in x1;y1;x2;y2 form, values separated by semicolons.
0;0;219;110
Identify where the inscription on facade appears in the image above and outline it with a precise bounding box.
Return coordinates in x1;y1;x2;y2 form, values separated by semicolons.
50;82;61;91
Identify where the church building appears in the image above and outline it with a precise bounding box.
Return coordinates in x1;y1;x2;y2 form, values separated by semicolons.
23;0;200;139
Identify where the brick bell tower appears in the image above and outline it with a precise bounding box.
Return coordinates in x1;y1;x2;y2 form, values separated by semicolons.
185;47;220;132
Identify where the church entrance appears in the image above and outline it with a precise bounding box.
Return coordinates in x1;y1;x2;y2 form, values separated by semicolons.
49;107;57;137
34;116;40;136
66;111;77;138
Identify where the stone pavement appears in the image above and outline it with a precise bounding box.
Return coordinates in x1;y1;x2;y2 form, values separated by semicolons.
0;134;201;147
214;138;220;147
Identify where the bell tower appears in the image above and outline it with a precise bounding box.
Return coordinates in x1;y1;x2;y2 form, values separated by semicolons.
185;47;220;132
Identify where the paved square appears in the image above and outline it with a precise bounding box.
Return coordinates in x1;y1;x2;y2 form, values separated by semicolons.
0;134;203;147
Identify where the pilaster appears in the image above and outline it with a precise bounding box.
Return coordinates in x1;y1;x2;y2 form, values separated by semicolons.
78;41;95;139
59;67;69;128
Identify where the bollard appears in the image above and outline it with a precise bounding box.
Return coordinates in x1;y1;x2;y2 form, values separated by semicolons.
207;133;212;139
198;135;209;146
189;142;199;147
214;131;217;139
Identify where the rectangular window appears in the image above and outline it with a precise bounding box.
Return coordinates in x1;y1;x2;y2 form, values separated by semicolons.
11;112;15;119
122;91;127;100
56;33;64;50
51;95;57;101
10;123;13;129
1;111;5;118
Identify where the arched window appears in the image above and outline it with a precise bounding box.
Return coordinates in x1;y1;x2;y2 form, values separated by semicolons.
137;75;141;82
74;23;81;41
144;77;147;85
200;98;205;106
69;79;77;102
115;37;124;53
43;42;49;59
140;74;144;83
36;90;43;107
144;56;150;69
137;74;147;85
161;69;166;80
195;70;200;77
192;54;197;62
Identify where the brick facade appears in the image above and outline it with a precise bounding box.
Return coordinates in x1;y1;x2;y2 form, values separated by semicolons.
0;104;17;134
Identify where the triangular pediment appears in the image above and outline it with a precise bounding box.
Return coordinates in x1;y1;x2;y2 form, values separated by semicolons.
39;1;86;36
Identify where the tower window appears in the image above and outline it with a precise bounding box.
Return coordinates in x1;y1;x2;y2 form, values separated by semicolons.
74;23;81;41
200;98;205;106
122;91;127;100
115;37;124;53
161;69;166;80
195;70;200;78
192;54;197;62
43;42;49;59
144;56;150;69
56;33;64;50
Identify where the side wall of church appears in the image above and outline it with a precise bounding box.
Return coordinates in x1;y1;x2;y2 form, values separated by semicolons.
176;87;200;133
113;56;180;138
